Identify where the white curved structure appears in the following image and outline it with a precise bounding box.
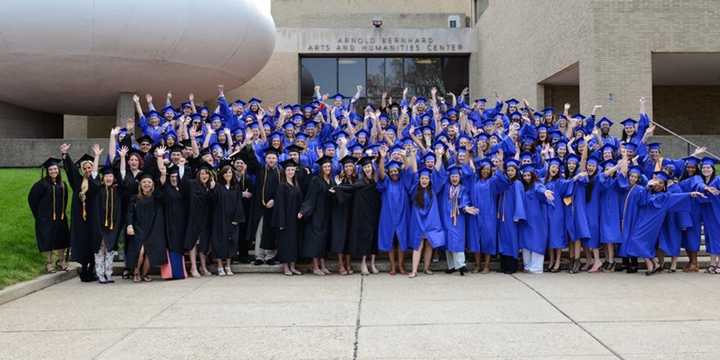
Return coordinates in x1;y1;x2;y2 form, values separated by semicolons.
0;0;275;115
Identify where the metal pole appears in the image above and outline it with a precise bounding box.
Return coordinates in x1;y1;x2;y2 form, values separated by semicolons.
652;120;720;159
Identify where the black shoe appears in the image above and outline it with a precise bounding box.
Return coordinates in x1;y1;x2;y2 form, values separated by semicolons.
445;268;457;274
459;266;467;276
238;256;253;264
265;258;279;266
627;266;638;274
253;259;265;266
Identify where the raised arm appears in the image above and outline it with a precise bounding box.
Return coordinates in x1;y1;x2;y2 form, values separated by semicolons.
108;127;119;163
91;144;103;177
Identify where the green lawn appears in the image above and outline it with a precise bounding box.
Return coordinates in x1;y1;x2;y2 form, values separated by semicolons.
0;169;48;289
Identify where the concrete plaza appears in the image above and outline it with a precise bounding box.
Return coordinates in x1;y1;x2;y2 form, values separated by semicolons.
1;271;719;359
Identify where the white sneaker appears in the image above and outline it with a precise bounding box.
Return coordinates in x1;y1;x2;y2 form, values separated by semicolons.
224;266;234;276
217;267;226;276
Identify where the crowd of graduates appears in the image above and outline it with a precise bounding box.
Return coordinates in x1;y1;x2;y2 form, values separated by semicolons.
27;84;720;283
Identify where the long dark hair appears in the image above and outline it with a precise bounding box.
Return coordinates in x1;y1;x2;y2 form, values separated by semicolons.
414;180;431;208
522;172;537;191
703;166;717;184
42;167;64;187
218;165;236;188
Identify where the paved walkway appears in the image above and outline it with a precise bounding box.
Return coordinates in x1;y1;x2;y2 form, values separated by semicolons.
1;272;719;359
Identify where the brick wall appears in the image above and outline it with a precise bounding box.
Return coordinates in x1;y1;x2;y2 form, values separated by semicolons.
652;86;720;135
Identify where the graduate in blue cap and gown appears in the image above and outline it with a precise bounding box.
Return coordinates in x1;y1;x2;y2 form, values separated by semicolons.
621;171;704;275
518;164;554;274
617;165;645;272
543;157;571;272
438;164;479;276
597;159;625;272
563;153;592;273
407;149;445;278
468;158;510;273
497;159;526;274
376;149;412;275
581;156;605;273
656;161;693;272
678;156;704;272
696;157;720;273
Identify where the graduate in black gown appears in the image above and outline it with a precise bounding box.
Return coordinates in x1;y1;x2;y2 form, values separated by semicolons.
286;144;311;193
61;143;100;282
118;146;144;279
344;156;381;275
162;164;189;274
209;165;245;276
28;157;70;273
126;149;168;282
300;156;336;276
91;165;123;283
249;148;281;265
232;155;255;263
181;163;214;277
331;155;357;275
272;159;304;276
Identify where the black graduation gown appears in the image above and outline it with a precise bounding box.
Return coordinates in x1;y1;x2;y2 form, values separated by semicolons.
126;190;167;268
63;155;97;263
235;173;255;256
248;166;281;250
91;181;123;251
300;176;335;258
344;179;381;257
296;165;312;194
163;182;188;253
272;182;303;263
120;170;140;254
330;178;354;254
182;179;213;252
209;184;245;259
27;179;70;252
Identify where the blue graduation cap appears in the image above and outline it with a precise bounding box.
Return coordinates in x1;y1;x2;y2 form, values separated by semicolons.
290;114;304;122
447;164;463;176
355;129;369;138
269;131;283;141
147;110;161;119
661;158;676;170
232;127;245;135
334;130;349;140
330;93;346;101
547;157;563;168
247;121;259;129
521;164;537;174
233;99;246;106
566;154;580;163
571;113;585;120
348;142;364;152
622;142;638;152
682;156;700;167
476;133;489;142
303;121;317;129
505;158;520;168
446;108;458;116
628;165;643;175
378;113;389;121
295;132;308;141
520;152;534;162
389;144;404;154
209;113;222;122
282;122;295;130
440;116;450;125
476;158;492;169
586;155;600;166
475;98;487;103
209;142;223;151
302;103;314;112
555;139;568;149
597;117;613;127
433;141;447;151
510;111;522;118
543;107;555;115
323;141;337;150
601;143;616;154
415;96;427;103
386;160;403;171
292;103;302;110
653;171;669;182
161;105;176;115
249;97;262;104
600;159;617;169
418;167;433;178
533;111;543;119
197;106;209;114
537;124;549;133
181;101;192;109
621;118;638;127
505;98;520;106
701;156;717;167
647;142;662;152
422;152;436;163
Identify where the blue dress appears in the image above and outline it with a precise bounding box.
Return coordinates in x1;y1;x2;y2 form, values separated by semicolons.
408;172;446;250
564;177;591;242
497;177;526;258
583;174;602;249
544;178;570;249
518;182;550;254
438;170;471;253
658;183;692;257
376;170;412;252
468;174;510;254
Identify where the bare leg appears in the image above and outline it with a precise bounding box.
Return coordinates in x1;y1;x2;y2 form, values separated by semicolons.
589;249;603;272
370;254;379;273
312;258;324;276
360;256;369;275
473;252;481;273
337;254;347;275
345;255;353;274
482;254;491;273
189;245;201;277
398;250;406;274
200;253;210;276
388;249;397;275
320;258;331;274
409;245;422;278
423;241;433;274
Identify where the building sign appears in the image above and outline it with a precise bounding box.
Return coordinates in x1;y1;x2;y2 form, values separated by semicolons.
278;28;475;54
304;36;465;53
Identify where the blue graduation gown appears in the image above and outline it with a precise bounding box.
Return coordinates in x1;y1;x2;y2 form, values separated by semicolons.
679;175;703;252
497;178;526;258
583;175;602;249
544;178;570;249
468;174;510;253
408;172;446;250
564;177;591;241
698;177;720;255
658;183;690;257
376;170;412;252
438;173;471;253
622;188;691;259
598;173;623;244
519;182;550;254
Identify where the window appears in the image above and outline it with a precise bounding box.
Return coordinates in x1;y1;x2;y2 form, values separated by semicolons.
299;56;469;106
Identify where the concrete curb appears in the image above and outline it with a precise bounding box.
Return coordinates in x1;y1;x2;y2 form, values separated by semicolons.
0;264;78;306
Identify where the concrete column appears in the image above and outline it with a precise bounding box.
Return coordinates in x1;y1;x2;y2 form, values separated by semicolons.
116;92;135;127
63;114;88;139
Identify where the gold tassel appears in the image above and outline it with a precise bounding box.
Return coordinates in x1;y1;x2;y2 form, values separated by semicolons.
109;188;113;230
60;185;64;220
104;187;109;228
52;185;56;221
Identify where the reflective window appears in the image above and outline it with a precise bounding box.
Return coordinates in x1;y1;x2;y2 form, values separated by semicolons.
299;56;469;106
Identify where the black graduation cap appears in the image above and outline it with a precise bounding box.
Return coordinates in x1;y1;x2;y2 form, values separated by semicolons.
281;159;298;168
357;156;374;167
99;166;115;176
41;157;62;169
166;165;180;175
196;162;215;173
181;139;192;148
315;155;334;166
136;135;153;145
169;144;184;154
137;172;154;181
264;147;280;157
199;148;211;157
340;155;357;166
285;144;304;154
74;154;94;167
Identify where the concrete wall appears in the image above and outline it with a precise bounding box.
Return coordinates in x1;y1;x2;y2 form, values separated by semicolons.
653;85;720;134
544;86;580;115
0;101;62;138
472;0;593;112
271;0;472;28
649;135;720;160
0;139;105;168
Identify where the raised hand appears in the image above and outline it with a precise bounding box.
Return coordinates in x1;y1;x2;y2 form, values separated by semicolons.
690;191;707;199
92;144;103;156
145;94;153;104
188;93;194;102
155;146;167;158
59;143;71;154
132;94;140;103
118;146;129;158
430;87;437;96
110;126;120;136
166;91;172;100
544;190;555;202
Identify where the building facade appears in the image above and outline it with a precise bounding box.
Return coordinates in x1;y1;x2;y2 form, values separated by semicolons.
1;0;719;166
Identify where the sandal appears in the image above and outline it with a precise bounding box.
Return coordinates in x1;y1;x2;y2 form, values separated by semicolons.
408;272;417;278
142;275;152;282
424;269;434;275
45;263;57;274
291;269;303;275
313;269;326;276
55;260;70;272
283;271;293;276
133;273;141;283
704;265;716;274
